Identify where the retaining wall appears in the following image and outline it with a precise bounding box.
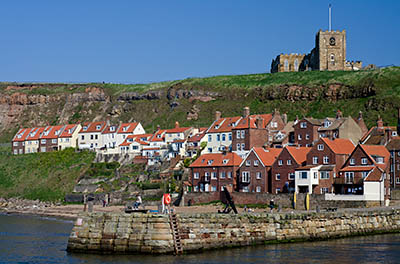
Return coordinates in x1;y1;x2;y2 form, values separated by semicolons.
67;208;400;254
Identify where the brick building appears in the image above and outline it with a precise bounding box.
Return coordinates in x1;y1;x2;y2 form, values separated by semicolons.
39;125;65;152
386;137;400;188
190;152;242;193
12;128;32;155
293;118;322;147
237;147;282;193
270;146;311;194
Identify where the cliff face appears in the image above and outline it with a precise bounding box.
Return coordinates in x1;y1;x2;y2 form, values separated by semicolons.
0;67;399;142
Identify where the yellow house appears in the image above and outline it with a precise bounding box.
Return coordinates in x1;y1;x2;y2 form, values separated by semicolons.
24;127;45;154
58;124;82;150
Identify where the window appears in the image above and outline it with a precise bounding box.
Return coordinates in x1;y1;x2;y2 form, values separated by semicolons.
242;171;250;183
300;122;307;128
362;171;369;179
217;134;220;141
13;149;17;155
305;134;310;140
52;139;57;144
41;139;46;144
298;134;302;140
313;157;318;164
211;172;217;179
330;53;335;65
236;131;241;139
90;135;94;140
220;172;226;179
246;160;251;166
317;144;324;151
223;159;229;164
323;156;329;164
83;126;88;131
361;158;368;165
289;172;295;180
95;135;98;140
294;59;299;71
205;172;210;181
276;174;281;180
241;130;245;139
13;142;18;146
256;186;261;193
242;186;249;192
320;171;330;179
350;158;355;165
211;186;217;192
376;157;384;164
241;143;245;150
208;147;212;153
254;160;259;166
276;188;281;193
278;160;283;166
345;172;354;183
256;172;261;179
287;159;292;165
208;135;212;142
237;144;241;151
194;186;199;192
396;177;400;184
301;172;308;179
314;172;318;179
222;134;226;141
284;59;289;71
271;122;278;128
207;160;214;165
227;172;232;178
194;172;199;179
41;147;46;152
96;125;101;130
228;133;232;141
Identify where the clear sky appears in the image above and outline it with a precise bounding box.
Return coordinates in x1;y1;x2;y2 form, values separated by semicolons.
0;0;399;83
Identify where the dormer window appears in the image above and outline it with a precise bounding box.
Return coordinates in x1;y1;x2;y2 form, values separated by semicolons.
376;157;384;164
324;120;331;128
157;134;161;138
110;126;115;132
215;125;219;129
17;134;22;139
55;130;60;136
207;160;214;165
300;122;307;128
96;125;101;130
68;129;72;134
317;144;324;151
83;126;88;131
123;126;128;132
223;159;229;164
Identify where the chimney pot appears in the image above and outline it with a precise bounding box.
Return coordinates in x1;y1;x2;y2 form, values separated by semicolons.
243;107;250;118
175;121;179;128
283;113;288;124
377;115;384;130
215;111;222;120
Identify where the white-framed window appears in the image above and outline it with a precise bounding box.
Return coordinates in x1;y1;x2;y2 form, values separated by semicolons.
211;172;217;179
320;171;330;179
300;122;307;128
278;160;283;166
13;149;18;155
211;186;217;192
256;186;261;193
271;121;278;128
289;172;295;180
222;134;226;141
194;172;199;179
362;171;369;179
323;156;329;164
314;172;318;179
305;134;310;140
205;172;210;181
237;143;241;151
256;172;261;179
220;172;226;179
298;134;302;140
217;134;220;141
317;144;324;151
223;159;229;164
246;160;251;166
287;159;292;165
396;177;400;184
96;125;101;130
241;143;245;150
194;186;199;192
236;130;241;139
345;172;354;183
41;139;46;144
241;130;245;139
321;187;329;194
228;133;232;141
81;135;85;140
254;160;259;166
13;142;18;146
350;158;355;165
300;171;308;179
227;171;232;178
276;188;281;193
313;156;318;164
208;135;212;142
361;158;368;165
275;173;281;180
242;171;250;183
208;160;214;165
376;157;384;164
52;139;57;144
242;186;249;192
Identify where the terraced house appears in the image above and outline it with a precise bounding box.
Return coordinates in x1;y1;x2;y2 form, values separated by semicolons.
24;127;44;154
78;121;107;151
58;124;81;150
12;128;32;154
39;125;64;152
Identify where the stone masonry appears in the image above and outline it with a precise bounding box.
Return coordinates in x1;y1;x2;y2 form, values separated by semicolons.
67;209;400;254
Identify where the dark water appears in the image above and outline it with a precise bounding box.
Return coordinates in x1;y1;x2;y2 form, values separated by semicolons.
1;213;400;263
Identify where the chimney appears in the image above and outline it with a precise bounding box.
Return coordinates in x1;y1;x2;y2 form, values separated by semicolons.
282;113;288;124
243;107;250;118
157;124;161;131
294;115;299;125
215;111;222;120
256;117;264;129
397;108;400;136
175;121;180;128
377;115;384;130
106;119;110;126
336;109;343;119
274;108;280;116
358;111;363;121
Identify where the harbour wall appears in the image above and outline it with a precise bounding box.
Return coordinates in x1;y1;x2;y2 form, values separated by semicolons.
67;209;400;254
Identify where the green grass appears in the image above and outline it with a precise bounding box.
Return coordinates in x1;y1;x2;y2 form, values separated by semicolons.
0;147;95;201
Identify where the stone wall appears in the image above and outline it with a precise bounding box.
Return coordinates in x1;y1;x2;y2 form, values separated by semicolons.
184;192;372;209
67;208;400;254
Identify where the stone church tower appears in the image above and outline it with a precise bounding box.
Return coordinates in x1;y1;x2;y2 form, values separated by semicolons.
311;30;346;71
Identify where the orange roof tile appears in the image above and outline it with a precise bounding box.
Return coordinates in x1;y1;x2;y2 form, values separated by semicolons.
165;127;191;133
190;152;242;168
360;144;390;170
207;116;242;133
79;122;106;133
117;122;139;134
25;127;45;141
59;124;80;138
321;138;355;155
235;114;273;129
102;125;119;134
40;125;64;139
364;167;384;182
286;146;311;164
13;128;33;142
340;166;375;172
188;131;206;142
149;129;167;142
253;147;283;167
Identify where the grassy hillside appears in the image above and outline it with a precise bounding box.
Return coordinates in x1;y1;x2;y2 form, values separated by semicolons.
0;147;95;201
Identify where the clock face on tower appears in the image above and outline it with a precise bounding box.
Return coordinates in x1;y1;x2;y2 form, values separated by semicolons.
329;37;336;46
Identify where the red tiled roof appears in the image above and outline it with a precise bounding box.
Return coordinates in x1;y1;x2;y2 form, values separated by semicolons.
190;152;242;167
119;134;151;147
188;131;205;142
253;147;282;167
364;167;384;182
321;138;355;155
102;125;119;134
360;144;390;170
286;146;311;164
207;116;242;133
117;122;139;134
149;129;167;142
25;127;45;141
340;166;375;172
165;127;191;133
79;122;106;133
59;124;79;138
234;114;273;129
40;125;64;139
13;128;33;142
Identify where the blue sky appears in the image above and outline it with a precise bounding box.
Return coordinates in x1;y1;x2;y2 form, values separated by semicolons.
0;0;398;83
